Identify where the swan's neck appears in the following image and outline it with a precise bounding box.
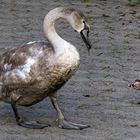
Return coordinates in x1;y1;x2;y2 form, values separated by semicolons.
43;8;71;56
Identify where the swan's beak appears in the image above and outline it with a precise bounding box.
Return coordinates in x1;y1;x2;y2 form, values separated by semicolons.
80;28;92;52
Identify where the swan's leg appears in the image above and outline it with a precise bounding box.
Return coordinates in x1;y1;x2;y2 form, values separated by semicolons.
11;101;50;129
50;94;90;130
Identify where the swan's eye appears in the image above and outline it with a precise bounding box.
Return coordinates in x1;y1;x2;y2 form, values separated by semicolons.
83;20;85;23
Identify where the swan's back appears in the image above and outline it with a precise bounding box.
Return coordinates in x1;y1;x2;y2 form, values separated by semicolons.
0;41;53;70
0;41;54;93
0;41;54;73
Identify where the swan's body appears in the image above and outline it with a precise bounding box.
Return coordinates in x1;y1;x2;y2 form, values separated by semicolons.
0;40;79;106
0;7;91;129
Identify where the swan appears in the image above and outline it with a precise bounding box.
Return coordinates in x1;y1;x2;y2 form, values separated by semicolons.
0;7;92;130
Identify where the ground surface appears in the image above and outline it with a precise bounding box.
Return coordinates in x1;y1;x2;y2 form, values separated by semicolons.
0;0;140;140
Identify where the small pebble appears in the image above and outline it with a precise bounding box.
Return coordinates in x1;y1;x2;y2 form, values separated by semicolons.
130;124;138;127
83;94;90;97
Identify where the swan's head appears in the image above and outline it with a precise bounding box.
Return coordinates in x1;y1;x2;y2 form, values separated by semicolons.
62;7;92;51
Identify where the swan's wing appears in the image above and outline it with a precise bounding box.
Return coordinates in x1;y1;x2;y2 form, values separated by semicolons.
0;41;54;90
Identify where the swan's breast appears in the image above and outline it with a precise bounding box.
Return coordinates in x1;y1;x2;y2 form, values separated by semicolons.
56;45;80;68
50;45;80;83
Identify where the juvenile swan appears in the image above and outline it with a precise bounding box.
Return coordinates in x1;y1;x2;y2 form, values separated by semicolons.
0;7;92;129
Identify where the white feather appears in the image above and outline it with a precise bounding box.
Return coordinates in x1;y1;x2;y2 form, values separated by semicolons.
27;41;36;45
4;64;12;71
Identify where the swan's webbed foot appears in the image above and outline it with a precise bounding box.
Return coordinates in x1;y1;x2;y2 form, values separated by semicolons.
50;94;90;130
17;120;50;129
11;101;50;129
58;119;90;130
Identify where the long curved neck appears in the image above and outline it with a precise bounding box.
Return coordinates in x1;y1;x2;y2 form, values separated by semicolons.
43;7;70;55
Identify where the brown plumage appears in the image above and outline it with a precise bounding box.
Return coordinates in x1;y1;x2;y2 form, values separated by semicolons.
0;7;91;129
